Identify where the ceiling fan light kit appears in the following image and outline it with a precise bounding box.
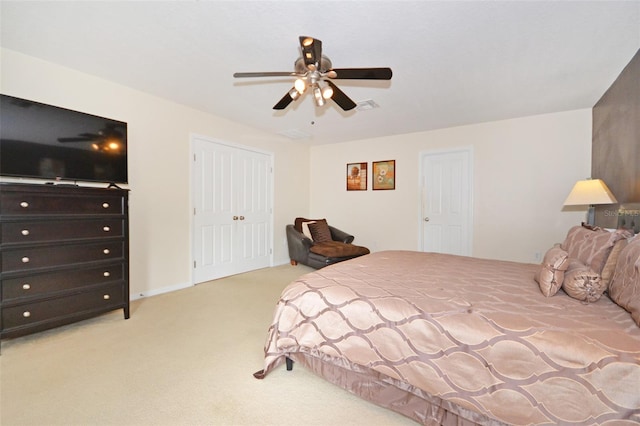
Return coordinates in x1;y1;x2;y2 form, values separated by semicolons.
58;123;126;152
233;36;392;111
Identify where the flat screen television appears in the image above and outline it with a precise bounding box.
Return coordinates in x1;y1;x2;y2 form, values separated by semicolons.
0;94;128;184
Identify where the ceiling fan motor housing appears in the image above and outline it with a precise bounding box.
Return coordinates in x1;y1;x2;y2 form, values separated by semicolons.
294;55;332;74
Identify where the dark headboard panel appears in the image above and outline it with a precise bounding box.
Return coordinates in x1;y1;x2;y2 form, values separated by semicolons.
617;204;640;234
592;49;640;228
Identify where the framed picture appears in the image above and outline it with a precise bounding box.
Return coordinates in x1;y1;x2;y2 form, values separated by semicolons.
347;162;367;191
372;160;395;190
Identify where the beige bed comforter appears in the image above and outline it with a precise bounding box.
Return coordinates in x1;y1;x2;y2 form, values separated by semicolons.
256;251;640;424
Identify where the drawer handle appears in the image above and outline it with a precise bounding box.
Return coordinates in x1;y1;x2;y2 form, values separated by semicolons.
23;311;31;318
103;294;111;300
102;202;110;209
21;229;30;236
103;271;111;277
22;284;31;290
22;256;30;263
103;226;111;232
20;201;29;208
103;248;111;255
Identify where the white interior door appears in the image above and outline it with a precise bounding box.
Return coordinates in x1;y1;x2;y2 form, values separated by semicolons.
235;148;272;272
420;148;473;255
192;136;272;283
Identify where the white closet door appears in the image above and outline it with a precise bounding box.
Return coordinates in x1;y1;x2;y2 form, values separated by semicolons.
420;148;473;256
192;136;272;283
234;147;272;274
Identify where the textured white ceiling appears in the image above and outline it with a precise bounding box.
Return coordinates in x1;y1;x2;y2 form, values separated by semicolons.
1;1;639;145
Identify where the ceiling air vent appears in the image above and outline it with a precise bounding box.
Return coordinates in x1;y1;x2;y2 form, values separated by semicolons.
356;99;380;111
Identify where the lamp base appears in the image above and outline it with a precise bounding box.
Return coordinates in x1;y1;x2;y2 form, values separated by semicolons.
586;205;596;226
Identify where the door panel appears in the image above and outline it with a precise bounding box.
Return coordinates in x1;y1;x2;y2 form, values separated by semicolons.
192;137;272;283
193;141;236;281
421;149;472;256
235;148;271;273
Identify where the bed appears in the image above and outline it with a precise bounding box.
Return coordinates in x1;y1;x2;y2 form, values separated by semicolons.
254;220;640;425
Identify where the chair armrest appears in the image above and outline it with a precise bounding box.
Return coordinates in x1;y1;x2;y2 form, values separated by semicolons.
329;226;354;244
286;225;313;262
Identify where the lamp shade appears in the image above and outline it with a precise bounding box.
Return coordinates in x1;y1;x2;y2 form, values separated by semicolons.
563;179;618;206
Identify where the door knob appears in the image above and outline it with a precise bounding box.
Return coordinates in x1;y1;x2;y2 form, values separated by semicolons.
233;216;239;220
424;217;430;222
239;216;245;220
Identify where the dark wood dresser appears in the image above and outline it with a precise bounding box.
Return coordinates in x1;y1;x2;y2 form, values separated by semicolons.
0;183;130;347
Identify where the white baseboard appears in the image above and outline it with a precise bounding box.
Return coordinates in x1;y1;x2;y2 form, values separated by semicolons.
273;259;291;267
130;261;295;301
130;281;192;301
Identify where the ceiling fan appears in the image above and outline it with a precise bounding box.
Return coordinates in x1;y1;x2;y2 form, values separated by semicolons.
233;36;392;111
58;123;125;152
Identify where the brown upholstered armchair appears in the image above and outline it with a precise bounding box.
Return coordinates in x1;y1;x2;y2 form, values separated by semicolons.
287;217;370;269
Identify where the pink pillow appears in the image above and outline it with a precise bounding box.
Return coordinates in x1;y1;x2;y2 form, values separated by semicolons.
561;225;632;274
535;246;569;297
562;259;604;303
601;239;628;288
608;236;640;326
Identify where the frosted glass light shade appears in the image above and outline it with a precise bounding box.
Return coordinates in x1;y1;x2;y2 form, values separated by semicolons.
313;85;325;106
294;78;306;94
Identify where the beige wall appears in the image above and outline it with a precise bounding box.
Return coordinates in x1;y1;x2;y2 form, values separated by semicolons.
1;47;593;299
1;48;310;297
310;110;592;263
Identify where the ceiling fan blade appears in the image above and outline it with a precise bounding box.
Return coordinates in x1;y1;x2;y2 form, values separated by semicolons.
58;137;92;143
273;87;299;110
58;132;101;143
234;72;297;78
329;67;393;80
299;36;322;70
326;81;357;111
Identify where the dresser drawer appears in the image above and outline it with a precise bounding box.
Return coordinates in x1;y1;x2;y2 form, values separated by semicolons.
1;263;125;302
1;283;124;330
1;218;124;244
0;192;124;215
2;241;124;273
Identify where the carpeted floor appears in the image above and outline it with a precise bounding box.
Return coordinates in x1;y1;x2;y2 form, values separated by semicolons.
0;264;415;425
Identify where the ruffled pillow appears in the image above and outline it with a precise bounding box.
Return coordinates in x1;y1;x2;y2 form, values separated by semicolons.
562;259;605;303
535;246;569;297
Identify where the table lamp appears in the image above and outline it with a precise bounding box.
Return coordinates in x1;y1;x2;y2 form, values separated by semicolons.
563;178;617;225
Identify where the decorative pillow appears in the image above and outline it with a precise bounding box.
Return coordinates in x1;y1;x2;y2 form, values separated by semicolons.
608;236;640;327
301;221;316;240
562;259;605;303
294;217;323;232
535;246;569;297
601;239;628;289
561;225;633;274
308;220;333;243
294;217;328;241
